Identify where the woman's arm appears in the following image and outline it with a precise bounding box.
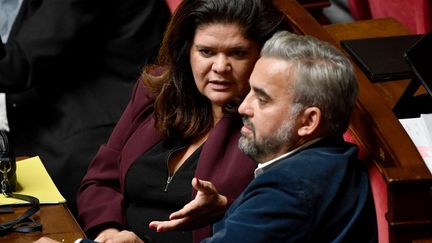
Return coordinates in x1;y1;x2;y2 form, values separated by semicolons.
77;81;155;236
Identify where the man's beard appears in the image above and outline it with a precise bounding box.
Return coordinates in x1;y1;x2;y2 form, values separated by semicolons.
239;114;297;163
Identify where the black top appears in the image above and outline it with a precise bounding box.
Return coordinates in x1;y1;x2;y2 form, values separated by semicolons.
125;139;202;243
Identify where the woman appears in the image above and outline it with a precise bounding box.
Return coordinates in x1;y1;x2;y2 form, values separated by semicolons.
76;0;287;242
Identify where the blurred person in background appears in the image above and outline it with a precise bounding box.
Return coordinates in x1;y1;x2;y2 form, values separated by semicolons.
0;0;170;215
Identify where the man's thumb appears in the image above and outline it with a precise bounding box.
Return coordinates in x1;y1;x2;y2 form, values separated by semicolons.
192;177;214;194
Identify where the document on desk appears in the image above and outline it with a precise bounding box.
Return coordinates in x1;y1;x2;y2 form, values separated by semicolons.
399;113;432;173
0;156;66;205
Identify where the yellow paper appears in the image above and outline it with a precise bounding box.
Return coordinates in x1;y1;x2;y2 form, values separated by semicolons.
0;156;66;205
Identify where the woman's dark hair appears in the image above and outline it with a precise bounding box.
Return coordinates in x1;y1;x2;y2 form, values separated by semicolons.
142;0;287;139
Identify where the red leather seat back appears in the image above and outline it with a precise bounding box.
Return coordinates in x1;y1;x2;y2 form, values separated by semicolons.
348;0;431;34
344;130;389;243
165;0;182;14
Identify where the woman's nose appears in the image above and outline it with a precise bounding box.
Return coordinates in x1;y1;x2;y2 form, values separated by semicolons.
212;55;231;73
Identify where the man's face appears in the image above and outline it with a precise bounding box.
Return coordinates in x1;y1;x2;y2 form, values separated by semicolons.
238;57;301;163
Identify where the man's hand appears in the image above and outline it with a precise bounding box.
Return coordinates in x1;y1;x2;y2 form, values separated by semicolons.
94;228;144;243
149;177;228;232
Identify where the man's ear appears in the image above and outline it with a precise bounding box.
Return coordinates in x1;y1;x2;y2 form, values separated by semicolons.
297;107;321;136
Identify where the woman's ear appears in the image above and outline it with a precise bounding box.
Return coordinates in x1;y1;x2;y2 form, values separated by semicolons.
297;107;321;136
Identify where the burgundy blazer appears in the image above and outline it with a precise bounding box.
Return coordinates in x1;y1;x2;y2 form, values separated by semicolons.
77;80;256;243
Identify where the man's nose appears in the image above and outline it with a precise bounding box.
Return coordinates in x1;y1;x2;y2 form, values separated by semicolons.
238;94;252;116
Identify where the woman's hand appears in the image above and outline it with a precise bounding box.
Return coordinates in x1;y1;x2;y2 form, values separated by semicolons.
95;228;144;243
149;177;228;232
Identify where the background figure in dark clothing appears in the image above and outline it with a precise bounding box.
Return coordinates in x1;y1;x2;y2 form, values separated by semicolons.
0;0;170;215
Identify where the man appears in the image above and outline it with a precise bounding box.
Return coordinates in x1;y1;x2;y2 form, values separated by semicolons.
0;0;170;215
201;31;378;242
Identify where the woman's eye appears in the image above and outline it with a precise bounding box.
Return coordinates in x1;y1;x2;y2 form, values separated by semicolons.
199;49;213;57
231;50;247;58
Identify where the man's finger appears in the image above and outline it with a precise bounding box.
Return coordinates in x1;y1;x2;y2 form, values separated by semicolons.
168;199;198;219
149;218;186;232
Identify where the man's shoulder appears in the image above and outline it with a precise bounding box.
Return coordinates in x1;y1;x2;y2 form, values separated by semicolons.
288;139;358;163
262;141;359;179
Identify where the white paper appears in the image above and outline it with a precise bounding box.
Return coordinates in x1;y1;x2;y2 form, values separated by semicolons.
399;114;432;173
421;113;432;146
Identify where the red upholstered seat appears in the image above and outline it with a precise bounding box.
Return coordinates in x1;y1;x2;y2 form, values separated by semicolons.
344;130;389;243
165;0;182;14
348;0;432;34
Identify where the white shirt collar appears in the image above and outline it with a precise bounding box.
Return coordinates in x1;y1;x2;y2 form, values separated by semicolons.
254;137;323;178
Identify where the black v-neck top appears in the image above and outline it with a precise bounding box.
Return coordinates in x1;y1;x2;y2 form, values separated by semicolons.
125;139;202;243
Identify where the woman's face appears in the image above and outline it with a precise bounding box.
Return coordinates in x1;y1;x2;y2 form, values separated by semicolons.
190;23;260;111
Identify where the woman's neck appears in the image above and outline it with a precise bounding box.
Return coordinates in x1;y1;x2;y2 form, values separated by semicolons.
212;105;224;126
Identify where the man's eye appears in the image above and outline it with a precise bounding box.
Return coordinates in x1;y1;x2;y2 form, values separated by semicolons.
257;97;267;105
199;49;213;57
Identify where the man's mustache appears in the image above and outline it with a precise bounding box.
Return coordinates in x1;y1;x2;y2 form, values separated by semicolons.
242;117;255;132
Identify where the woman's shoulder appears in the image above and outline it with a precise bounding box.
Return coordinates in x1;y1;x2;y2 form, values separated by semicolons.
129;79;156;111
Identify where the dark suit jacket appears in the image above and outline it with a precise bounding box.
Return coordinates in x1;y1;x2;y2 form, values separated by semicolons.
77;80;257;242
203;138;378;243
0;0;170;214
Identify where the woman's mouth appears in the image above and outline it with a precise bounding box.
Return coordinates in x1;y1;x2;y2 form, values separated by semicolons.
208;80;233;91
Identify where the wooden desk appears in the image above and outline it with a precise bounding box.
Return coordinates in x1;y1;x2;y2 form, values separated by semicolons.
323;18;432;242
0;203;85;242
273;1;432;242
414;240;432;243
297;0;331;24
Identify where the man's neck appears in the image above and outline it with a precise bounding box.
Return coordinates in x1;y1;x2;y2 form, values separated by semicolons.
254;137;323;178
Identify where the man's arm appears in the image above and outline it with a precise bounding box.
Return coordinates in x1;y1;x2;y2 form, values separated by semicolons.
202;171;309;242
